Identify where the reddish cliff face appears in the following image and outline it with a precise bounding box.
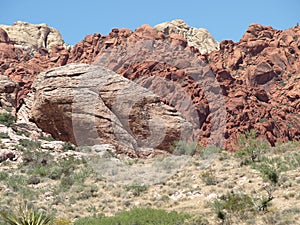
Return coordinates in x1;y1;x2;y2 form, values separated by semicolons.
0;23;299;150
204;24;300;149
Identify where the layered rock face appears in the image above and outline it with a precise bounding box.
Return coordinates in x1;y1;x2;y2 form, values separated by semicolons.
0;21;299;151
26;63;193;156
0;21;66;52
154;19;219;54
204;24;300;148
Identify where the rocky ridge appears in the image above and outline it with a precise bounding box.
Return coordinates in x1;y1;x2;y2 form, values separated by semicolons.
0;20;299;152
0;21;67;52
154;19;219;54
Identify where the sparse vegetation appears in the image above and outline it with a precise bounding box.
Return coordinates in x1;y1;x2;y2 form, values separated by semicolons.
0;113;15;127
74;208;192;225
211;191;256;223
61;142;75;152
200;169;218;185
0;131;298;224
18;139;41;150
125;183;148;196
0;132;9;139
235;129;269;165
171;141;198;156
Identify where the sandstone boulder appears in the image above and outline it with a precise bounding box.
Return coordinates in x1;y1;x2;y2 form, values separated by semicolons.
27;63;193;157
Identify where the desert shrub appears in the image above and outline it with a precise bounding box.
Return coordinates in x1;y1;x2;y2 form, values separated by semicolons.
0;113;15;127
253;162;280;184
18;139;41;151
211;192;255;222
235;129;269;165
21;150;53;171
27;175;41;185
6;174;27;192
0;203;53;225
0;171;9;180
74;208;191;225
199;145;222;160
183;215;208;225
54;217;72;225
283;151;300;170
77;185;98;200
61;142;75;152
125;183;148;196
0;132;9;139
200;169;218;185
171;141;198;156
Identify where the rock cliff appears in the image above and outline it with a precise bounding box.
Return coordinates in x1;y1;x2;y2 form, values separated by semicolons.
0;21;299;151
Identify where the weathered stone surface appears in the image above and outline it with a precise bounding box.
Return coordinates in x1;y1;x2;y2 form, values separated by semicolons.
0;21;299;150
0;28;9;43
27;63;193;156
154;19;219;54
0;75;17;109
206;24;300;149
0;21;66;52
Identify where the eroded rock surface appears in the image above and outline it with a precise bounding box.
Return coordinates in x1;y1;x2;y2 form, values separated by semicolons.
154;19;219;54
27;63;193;157
0;21;66;52
0;21;299;150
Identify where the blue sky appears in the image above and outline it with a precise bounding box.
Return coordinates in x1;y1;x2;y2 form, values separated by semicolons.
1;0;299;45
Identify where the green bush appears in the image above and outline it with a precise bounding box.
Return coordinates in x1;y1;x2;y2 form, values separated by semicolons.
200;169;217;185
74;208;192;225
0;132;9;139
19;139;41;150
125;184;148;196
235;129;269;165
0;113;15;127
211;192;255;222
61;142;75;152
253;162;279;184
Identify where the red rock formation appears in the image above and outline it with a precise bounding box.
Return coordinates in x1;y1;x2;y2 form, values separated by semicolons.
204;24;300;149
0;22;299;150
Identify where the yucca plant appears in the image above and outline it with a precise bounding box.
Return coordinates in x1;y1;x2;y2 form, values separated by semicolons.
0;203;54;225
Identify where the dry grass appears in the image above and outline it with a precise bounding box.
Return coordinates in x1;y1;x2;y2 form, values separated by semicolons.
0;139;299;224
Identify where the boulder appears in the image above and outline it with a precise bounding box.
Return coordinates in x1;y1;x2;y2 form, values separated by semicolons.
26;63;193;157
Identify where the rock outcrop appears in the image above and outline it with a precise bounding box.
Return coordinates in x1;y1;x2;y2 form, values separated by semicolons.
0;20;299;151
0;28;9;43
205;24;300;149
26;63;193;157
0;21;66;52
0;75;17;110
154;19;219;54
